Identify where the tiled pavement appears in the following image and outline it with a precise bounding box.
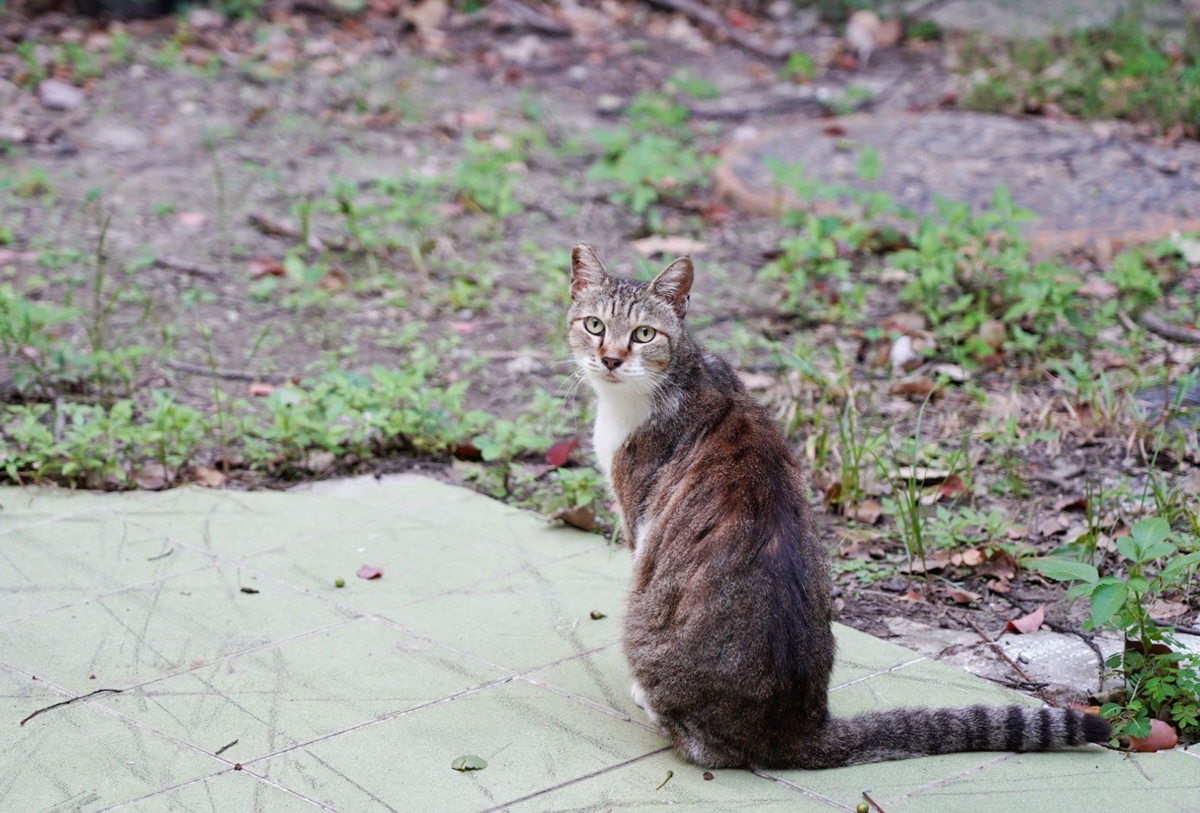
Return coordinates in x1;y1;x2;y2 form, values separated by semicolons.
2;475;1198;812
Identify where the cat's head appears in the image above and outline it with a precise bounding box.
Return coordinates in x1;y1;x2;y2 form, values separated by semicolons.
567;244;693;392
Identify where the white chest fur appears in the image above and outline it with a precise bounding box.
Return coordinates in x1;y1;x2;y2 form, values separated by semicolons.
591;383;655;475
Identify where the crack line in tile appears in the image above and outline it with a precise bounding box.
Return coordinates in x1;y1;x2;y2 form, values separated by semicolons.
474;746;672;813
753;770;857;811
829;655;928;691
518;674;655;731
238;676;518;767
881;752;1015;805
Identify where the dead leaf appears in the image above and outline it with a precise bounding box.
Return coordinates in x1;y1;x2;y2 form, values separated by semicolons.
190;465;226;488
898;589;923;602
356;564;383;580
453;442;483;461
134;462;174;490
402;0;447;33
1149;598;1192;621
1053;496;1087;512
979;319;1006;349
248;258;285;279
1006;606;1045;634
821;124;848;137
177;212;208;228
1129;719;1178;752
899;550;951;574
631;235;708;257
552;504;596;531
304;451;335;473
960;548;984;567
850;500;882;525
987;577;1011;593
447;321;475;334
937;474;968;500
1078;278;1118;299
248;382;276;397
930;363;969;383
945;587;982;605
545;438;579;468
1037;513;1072;537
894;466;950;484
889;376;939;399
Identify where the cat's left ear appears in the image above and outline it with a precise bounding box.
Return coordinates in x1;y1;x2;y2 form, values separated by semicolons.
649;257;693;317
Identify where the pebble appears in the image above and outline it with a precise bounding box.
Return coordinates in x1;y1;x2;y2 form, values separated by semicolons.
38;79;85;111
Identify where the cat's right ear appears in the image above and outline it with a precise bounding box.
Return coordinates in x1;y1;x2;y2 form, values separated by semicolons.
570;244;608;300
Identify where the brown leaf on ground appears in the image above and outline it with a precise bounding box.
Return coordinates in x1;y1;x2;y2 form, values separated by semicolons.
960;548;984;567
453;442;482;461
899;550;951;574
898;589;923;602
545;438;579;468
987;577;1011;593
1149;598;1192;621
248;258;285;279
356;564;383;580
945;587;982;605
1129;720;1178;752
937;474;968;500
1054;495;1087;512
889;376;939;399
631;235;707;257
980;549;1019;580
176;212;208;229
134;462;174;490
737;371;775;391
1006;606;1045;634
552;504;596;531
190;465;226;488
850;500;883;525
248;382;276;397
1078;277;1119;299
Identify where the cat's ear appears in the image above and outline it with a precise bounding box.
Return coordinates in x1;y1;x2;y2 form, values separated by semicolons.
570;244;608;299
649;257;694;317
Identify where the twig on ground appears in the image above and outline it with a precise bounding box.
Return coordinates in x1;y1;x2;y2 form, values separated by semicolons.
958;613;1051;702
642;0;796;60
20;689;124;726
863;790;887;812
146;547;174;562
490;0;571;36
214;739;239;756
164;359;294;384
1139;312;1200;344
155;257;223;282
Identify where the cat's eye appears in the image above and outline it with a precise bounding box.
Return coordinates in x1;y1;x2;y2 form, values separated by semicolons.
632;326;657;343
583;316;605;335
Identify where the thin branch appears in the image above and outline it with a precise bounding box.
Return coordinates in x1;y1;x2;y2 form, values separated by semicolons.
164;359;294;384
1139;312;1200;344
642;0;796;60
20;688;124;726
958;613;1051;702
155;257;223;282
863;790;888;813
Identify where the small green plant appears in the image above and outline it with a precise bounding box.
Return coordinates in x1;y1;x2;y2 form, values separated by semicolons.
1030;517;1200;742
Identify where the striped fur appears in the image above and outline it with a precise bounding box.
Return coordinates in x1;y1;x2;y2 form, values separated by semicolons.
568;245;1111;769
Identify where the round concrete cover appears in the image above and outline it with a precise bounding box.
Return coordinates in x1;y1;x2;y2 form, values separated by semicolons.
716;112;1200;254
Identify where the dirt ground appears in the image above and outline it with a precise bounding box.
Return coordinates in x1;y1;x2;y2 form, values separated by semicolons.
3;1;1200;700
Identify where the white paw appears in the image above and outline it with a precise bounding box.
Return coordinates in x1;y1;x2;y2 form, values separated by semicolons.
630;681;647;709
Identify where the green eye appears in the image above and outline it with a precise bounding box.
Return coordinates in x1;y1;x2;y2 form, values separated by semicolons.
583;316;605;335
632;326;657;343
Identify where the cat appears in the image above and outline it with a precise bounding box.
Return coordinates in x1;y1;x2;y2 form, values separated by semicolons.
566;244;1111;769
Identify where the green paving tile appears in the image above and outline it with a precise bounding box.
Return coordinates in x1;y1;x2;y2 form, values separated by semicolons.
244;518;593;615
830;656;1033;712
503;750;842;812
527;645;642;722
111;770;327;812
0;563;354;694
886;750;1200;813
379;545;630;672
0;517;214;624
101;617;506;762
2;701;223;812
252;679;663;813
0;662;70;731
829;625;923;688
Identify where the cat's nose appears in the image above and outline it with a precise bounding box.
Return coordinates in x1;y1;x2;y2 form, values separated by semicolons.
601;356;623;370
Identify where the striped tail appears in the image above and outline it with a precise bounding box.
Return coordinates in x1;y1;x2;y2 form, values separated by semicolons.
792;705;1111;769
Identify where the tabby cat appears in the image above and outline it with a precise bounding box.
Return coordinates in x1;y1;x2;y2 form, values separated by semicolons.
566;244;1110;769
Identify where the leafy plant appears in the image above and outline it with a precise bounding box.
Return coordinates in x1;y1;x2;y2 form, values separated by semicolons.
1030;517;1200;742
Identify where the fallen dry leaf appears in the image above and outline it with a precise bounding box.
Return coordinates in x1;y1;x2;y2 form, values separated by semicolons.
631;235;708;257
248;258;285;279
545;438;579;468
850;500;883;525
248;382;276;397
937;474;968;500
1149;598;1192;621
1006;606;1045;634
737;371;775;391
894;466;951;484
1129;719;1178;752
960;548;984;567
552;504;596;531
453;442;483;461
190;465;226;488
134;462;174;490
945;587;982;605
176;212;208;229
356;564;383;580
447;321;476;334
889;376;939;399
987;577;1011;593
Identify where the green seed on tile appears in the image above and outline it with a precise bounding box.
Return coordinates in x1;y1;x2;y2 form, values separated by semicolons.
857;802;870;813
334;578;345;588
590;610;606;619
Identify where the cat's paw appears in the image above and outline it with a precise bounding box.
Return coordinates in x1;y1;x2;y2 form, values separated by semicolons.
630;681;648;709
